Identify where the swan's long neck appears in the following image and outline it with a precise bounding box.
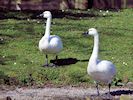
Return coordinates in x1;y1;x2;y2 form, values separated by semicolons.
91;34;99;60
44;17;51;38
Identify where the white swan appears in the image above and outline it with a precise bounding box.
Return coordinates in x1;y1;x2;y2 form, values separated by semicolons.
39;11;63;67
83;28;116;95
15;1;21;11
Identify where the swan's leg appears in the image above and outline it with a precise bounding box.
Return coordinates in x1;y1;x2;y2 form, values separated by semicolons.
106;83;112;99
42;54;49;67
108;83;111;94
55;55;58;60
46;54;48;66
96;82;100;96
48;55;59;67
51;55;58;67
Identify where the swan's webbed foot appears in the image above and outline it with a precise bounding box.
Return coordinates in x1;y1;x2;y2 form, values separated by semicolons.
42;64;49;67
48;63;57;67
95;81;100;96
42;55;58;67
42;63;57;67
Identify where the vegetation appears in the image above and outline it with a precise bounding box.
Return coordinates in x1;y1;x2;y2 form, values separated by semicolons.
0;9;133;87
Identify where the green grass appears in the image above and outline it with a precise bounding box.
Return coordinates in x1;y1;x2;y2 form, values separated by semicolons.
0;9;133;87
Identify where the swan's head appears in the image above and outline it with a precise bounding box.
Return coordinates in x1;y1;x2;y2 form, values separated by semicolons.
42;11;52;18
83;28;98;36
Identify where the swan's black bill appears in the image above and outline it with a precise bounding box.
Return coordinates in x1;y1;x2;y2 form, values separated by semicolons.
82;31;89;36
36;13;43;18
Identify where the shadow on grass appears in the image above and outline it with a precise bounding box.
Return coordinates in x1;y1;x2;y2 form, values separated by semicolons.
50;58;89;66
0;55;16;65
0;33;16;45
0;10;113;20
0;57;6;65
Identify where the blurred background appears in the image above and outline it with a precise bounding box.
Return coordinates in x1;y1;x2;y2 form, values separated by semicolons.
0;0;133;11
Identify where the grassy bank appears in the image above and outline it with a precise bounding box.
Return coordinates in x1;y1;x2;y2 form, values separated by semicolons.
0;9;133;87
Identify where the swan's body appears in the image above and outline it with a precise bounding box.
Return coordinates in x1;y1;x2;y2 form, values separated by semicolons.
39;35;63;54
84;28;116;95
88;60;116;84
39;11;63;67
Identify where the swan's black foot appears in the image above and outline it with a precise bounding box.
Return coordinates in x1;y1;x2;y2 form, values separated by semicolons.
49;63;57;67
42;64;49;67
42;63;57;67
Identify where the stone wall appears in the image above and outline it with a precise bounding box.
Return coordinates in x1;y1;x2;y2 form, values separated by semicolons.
0;0;133;11
93;0;133;10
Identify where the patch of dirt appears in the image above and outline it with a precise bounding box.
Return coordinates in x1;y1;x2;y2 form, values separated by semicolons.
0;86;133;100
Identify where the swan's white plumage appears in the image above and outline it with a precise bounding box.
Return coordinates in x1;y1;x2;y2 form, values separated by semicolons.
85;28;116;95
39;11;63;66
88;60;116;84
39;35;63;54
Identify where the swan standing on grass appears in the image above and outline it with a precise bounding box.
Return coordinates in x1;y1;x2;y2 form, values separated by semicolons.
83;28;116;95
39;11;63;67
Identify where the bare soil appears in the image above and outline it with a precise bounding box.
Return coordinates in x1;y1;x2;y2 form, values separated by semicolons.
0;86;133;100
